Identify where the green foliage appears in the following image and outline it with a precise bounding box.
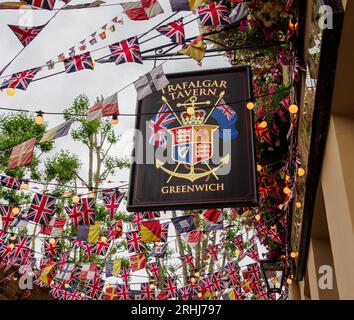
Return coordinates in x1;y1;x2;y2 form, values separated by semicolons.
44;150;81;184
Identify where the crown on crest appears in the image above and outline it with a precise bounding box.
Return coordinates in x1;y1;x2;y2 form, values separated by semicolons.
181;110;206;125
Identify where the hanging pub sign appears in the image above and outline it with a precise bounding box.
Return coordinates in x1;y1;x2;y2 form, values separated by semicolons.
127;66;257;211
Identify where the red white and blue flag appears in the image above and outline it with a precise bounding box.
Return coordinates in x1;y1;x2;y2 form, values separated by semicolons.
25;0;56;10
0;175;22;190
140;282;155;300
156;18;185;45
109;36;142;65
149;103;176;147
0;67;40;90
26;193;57;226
103;190;124;221
126;231;145;253
64;52;94;73
197;1;230;26
0;204;14;232
8;24;46;47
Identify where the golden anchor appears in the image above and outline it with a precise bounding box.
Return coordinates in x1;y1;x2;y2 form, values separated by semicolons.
155;155;230;183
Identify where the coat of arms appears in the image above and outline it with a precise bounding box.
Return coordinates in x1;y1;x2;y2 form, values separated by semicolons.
150;91;239;183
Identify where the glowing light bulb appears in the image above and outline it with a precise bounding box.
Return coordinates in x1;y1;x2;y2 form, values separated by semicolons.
21;181;29;190
100;236;107;243
247;102;255;110
296;202;302;208
259;121;268;129
278;204;284;210
6;88;16;96
12;207;20;215
72;195;80;203
111;115;119;125
255;214;261;221
298;167;305;177
290;251;298;258
283;187;291;195
194;272;200;277
64;283;70;289
287;278;293;285
8;243;15;250
35;111;44;125
49;238;56;245
289;104;299;114
257;164;262;172
190;277;196;283
235;249;240;255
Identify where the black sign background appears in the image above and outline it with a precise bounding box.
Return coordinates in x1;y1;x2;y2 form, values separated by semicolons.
127;66;257;211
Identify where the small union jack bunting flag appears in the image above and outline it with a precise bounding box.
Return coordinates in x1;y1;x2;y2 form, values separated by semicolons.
63;52;94;73
0;175;21;190
0;204;14;232
197;1;230;26
125;231;145;253
109;36;142;65
8;24;46;47
0;68;40;91
156;18;185;45
26;193;57;226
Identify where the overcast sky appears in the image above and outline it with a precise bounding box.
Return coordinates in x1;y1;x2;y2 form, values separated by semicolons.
0;0;231;188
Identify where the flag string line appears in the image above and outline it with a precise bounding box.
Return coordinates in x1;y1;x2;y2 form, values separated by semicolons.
0;211;283;256
0;1;70;77
0;12;195;81
0;213;282;288
0;87;290;118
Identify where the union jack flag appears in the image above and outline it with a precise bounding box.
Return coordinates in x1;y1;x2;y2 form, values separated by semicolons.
109;36;142;65
91;240;110;256
0;175;21;190
144;211;160;219
50;281;64;299
140;282;155;300
121;266;131;284
8;24;45;47
103;190;124;221
86;277;104;300
177;285;193;300
245;243;260;263
160;222;169;242
79;198;95;225
146;261;159;279
0;205;14;232
43;239;60;257
0;67;40;91
217;98;237;120
243;263;260;282
131;212;145;231
163;277;177;299
206;244;219;262
269;228;283;244
156;18;185;45
211;271;226;292
197;1;230;26
116;284;132;300
26;193;56;226
178;254;194;269
12;236;33;266
149;103;176;147
63;52;94;74
126;231;145;253
25;0;56;10
65;204;81;229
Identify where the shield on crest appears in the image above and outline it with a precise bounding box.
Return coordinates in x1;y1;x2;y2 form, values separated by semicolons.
169;125;218;165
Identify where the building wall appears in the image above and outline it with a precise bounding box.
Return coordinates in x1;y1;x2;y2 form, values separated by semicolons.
293;0;354;300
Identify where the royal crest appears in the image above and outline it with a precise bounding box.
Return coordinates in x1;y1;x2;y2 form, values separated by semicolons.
153;92;236;183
